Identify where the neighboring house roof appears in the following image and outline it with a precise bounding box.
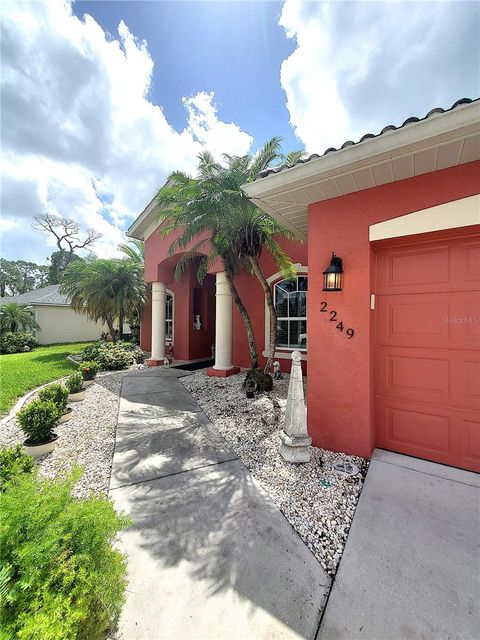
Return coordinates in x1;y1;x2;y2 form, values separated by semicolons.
0;285;70;306
256;98;479;180
242;98;480;239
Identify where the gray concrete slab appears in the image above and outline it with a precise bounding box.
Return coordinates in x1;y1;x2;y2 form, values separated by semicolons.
373;448;480;488
119;390;202;413
111;460;330;640
110;414;237;489
121;375;182;397
318;449;480;640
124;367;192;378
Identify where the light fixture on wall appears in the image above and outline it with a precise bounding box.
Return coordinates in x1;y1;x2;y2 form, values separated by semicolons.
323;253;343;291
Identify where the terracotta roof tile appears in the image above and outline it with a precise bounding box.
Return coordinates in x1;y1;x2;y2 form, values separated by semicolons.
256;98;479;180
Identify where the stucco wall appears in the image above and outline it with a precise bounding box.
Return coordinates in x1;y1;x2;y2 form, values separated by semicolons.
307;160;480;459
35;305;108;344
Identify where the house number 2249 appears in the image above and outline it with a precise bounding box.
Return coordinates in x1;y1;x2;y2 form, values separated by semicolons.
320;301;355;339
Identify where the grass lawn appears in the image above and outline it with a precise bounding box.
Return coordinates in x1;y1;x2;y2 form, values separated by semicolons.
0;342;92;415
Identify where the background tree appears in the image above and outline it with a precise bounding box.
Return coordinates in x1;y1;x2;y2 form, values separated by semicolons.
14;261;41;294
156;137;297;372
0;260;21;297
33;213;102;254
0;303;39;333
37;265;49;288
0;259;50;296
47;251;82;285
32;213;99;284
60;259;146;341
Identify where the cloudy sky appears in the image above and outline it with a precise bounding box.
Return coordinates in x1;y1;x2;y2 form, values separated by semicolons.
1;0;478;264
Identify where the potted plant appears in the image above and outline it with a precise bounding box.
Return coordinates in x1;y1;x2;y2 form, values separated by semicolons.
79;361;98;387
66;371;85;402
17;399;60;459
38;383;72;423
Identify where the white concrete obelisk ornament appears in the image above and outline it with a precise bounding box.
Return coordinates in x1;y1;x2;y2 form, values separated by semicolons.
279;351;311;463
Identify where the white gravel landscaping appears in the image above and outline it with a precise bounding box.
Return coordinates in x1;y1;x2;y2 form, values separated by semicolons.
0;372;127;497
182;371;368;576
1;363;368;576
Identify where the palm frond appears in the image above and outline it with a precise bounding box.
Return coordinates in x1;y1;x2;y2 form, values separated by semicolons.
249;136;283;178
281;150;307;167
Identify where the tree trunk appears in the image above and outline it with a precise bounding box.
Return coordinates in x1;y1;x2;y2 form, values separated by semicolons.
118;310;124;341
247;256;277;373
106;317;116;342
223;267;258;369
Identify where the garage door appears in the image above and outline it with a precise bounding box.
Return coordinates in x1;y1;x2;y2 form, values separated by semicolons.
375;233;480;472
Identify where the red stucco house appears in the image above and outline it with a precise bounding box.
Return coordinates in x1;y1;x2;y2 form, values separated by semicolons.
128;98;480;473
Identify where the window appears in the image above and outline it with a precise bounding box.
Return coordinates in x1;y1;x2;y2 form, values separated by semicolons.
166;292;173;343
274;276;307;350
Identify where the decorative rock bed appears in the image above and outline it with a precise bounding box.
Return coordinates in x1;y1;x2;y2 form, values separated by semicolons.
182;371;368;576
0;372;127;497
1;363;368;576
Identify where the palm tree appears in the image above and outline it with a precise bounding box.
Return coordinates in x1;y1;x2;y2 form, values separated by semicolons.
156;137;297;373
118;239;144;264
157;165;259;368
282;150;307;167
0;303;39;333
118;239;146;341
60;259;146;341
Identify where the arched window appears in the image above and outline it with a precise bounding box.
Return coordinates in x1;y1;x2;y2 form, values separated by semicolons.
274;276;307;350
166;292;173;343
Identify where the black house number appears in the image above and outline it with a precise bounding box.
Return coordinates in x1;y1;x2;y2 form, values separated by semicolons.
320;301;355;339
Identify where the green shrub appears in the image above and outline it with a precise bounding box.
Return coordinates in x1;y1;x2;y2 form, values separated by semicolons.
66;371;84;394
80;341;145;371
0;445;34;492
38;383;69;414
80;361;98;381
17;399;60;445
0;467;130;640
0;332;38;355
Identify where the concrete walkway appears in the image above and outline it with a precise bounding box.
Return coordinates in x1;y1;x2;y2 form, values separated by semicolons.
110;367;330;640
318;449;480;640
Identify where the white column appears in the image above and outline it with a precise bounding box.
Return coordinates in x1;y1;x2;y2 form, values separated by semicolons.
213;271;233;370
151;282;166;362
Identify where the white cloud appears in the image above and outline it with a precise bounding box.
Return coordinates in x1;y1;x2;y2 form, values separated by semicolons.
183;92;253;161
279;0;480;153
0;0;253;262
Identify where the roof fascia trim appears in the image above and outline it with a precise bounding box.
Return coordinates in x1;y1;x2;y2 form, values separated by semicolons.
243;102;480;200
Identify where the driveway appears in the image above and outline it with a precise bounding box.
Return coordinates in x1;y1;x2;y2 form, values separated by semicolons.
110;367;330;640
318;449;480;640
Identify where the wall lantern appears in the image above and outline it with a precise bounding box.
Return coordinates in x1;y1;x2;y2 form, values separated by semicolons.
323;253;343;291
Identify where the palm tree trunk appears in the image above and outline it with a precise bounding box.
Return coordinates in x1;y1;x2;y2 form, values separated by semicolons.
246;256;277;373
223;267;258;369
118;310;124;341
106;317;116;342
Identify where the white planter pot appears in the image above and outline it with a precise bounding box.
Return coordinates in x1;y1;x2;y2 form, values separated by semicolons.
58;408;73;424
82;379;95;387
68;390;86;402
24;434;58;459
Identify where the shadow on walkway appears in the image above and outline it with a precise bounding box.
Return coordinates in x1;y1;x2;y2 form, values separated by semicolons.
110;369;330;640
